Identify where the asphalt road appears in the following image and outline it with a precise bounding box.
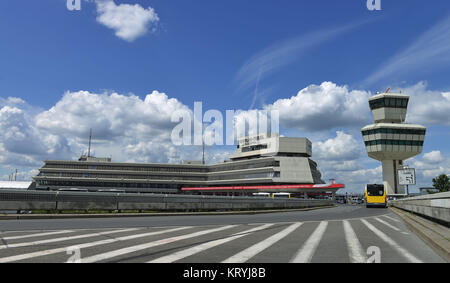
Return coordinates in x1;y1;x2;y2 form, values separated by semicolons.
0;205;446;263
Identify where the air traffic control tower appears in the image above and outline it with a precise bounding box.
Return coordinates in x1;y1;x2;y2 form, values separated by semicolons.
362;91;426;195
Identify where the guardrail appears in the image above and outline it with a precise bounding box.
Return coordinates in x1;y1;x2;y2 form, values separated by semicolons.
389;192;450;226
0;190;333;213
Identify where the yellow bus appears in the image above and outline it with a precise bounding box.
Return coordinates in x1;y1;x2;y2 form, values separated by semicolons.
272;193;292;199
365;184;387;208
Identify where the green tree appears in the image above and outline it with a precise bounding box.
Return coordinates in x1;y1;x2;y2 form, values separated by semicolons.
432;174;450;193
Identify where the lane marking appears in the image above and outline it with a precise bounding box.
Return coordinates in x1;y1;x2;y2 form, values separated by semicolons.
223;222;303;263
81;225;237;263
343;220;367;263
0;227;190;263
0;228;140;250
149;224;274;263
374;217;404;232
2;230;74;241
360;219;422;263
382;215;401;223
290;221;328;263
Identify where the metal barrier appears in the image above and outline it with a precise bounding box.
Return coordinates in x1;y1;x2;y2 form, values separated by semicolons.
0;190;333;213
390;192;450;225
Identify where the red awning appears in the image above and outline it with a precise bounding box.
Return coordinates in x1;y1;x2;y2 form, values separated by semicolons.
181;183;344;191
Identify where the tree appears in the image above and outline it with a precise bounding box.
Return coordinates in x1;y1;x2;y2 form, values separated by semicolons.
432;174;450;193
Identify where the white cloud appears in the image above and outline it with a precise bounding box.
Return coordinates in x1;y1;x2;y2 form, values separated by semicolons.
397;82;450;126
314;131;361;161
95;0;159;42
408;151;450;182
0;90;193;180
423;150;445;164
267;82;371;131
35;90;189;142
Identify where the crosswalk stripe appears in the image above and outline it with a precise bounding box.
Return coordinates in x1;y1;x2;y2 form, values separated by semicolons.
374;217;402;232
222;222;302;263
148;224;275;263
0;228;140;250
382;215;401;222
0;227;190;263
1;230;73;241
81;225;237;263
343;220;367;263
360;219;422;263
290;221;328;263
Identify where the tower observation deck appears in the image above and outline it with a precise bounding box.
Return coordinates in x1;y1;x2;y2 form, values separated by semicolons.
362;92;426;195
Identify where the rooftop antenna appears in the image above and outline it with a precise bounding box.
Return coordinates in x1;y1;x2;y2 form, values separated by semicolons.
88;128;92;157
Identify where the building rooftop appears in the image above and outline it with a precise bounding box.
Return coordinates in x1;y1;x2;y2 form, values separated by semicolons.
0;181;33;190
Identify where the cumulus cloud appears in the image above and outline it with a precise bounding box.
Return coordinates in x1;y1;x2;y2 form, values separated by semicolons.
423;150;445;164
35;90;189;142
395;82;450;126
267;82;371;131
95;0;159;42
314;131;361;161
408;151;449;184
0;90;195;180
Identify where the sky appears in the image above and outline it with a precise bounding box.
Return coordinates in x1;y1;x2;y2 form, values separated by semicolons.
0;0;449;193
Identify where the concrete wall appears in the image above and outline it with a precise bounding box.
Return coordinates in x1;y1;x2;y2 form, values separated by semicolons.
278;157;314;184
0;190;332;212
390;192;450;225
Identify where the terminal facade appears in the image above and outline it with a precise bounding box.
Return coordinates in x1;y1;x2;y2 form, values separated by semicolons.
362;92;426;195
33;133;343;198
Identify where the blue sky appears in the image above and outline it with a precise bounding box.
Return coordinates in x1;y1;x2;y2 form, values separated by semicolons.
0;0;449;193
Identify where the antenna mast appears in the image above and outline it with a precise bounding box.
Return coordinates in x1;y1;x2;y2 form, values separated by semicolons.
88;128;92;157
202;135;205;165
202;124;205;165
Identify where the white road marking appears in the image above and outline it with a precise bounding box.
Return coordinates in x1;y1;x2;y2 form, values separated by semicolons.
0;227;190;263
361;219;422;263
1;230;73;241
290;221;328;263
81;225;237;263
149;224;274;263
382;215;401;223
223;222;303;263
342;220;367;263
374;217;406;233
0;228;140;250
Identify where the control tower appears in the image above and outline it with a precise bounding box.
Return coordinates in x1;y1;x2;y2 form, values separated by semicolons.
362;91;426;195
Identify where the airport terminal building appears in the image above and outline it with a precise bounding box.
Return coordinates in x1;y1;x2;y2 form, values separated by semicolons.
33;134;343;197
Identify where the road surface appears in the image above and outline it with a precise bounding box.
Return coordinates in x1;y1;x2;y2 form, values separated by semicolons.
0;205;446;263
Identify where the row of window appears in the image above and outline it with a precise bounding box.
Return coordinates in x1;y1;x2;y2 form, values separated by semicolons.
38;171;282;181
44;161;281;173
364;140;424;146
44;164;209;173
208;172;280;181
362;128;426;136
369;97;409;110
209;161;279;172
38;173;207;181
37;180;179;189
241;144;269;153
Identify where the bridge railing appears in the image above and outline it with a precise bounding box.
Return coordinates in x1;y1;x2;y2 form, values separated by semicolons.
0;190;333;213
389;192;450;225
